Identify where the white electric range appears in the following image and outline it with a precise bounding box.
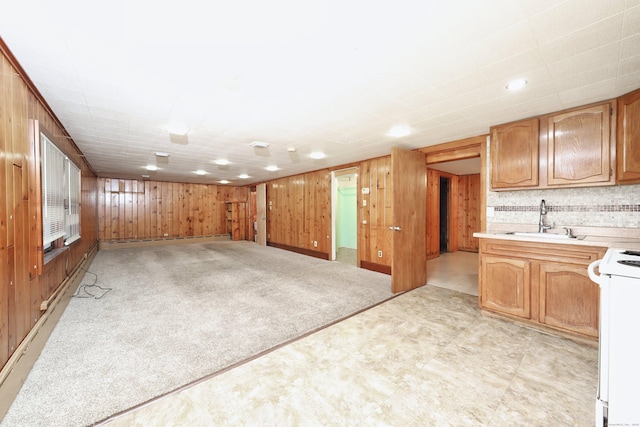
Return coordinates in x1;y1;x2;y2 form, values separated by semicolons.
588;248;640;427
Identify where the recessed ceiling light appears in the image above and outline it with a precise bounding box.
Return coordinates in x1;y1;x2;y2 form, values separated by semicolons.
309;151;326;159
387;125;412;138
238;174;250;179
195;170;207;175
154;151;170;157
215;159;230;166
265;165;279;171
249;140;270;148
219;179;230;184
141;174;150;179
145;165;158;171
506;78;528;91
287;147;296;152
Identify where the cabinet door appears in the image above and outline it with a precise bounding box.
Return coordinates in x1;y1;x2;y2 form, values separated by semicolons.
617;88;640;184
539;263;599;338
490;118;539;189
480;256;530;319
547;103;613;186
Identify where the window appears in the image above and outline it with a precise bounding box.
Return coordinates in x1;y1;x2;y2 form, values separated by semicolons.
41;132;81;249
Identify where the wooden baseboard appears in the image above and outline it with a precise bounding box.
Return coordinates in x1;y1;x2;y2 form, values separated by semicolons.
0;242;99;422
99;234;231;250
360;261;391;275
266;242;329;260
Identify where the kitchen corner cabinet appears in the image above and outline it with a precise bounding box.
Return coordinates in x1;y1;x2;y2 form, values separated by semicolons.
545;102;614;187
617;88;640;184
479;239;605;339
490;118;539;189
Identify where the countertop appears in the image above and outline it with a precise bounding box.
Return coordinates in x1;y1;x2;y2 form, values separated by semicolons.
474;231;640;249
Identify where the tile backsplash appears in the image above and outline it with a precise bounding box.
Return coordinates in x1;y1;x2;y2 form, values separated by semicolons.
487;185;640;228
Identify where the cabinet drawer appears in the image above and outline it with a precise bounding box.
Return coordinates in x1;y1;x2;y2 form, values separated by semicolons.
480;240;605;266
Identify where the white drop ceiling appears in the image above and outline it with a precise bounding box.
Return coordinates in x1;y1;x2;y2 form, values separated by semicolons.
1;0;639;184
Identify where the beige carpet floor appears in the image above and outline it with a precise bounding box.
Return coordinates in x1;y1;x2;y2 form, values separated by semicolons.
1;241;393;427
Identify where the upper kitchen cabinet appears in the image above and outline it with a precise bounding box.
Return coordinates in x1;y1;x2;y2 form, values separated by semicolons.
544;101;615;187
490;118;539;189
617;88;640;184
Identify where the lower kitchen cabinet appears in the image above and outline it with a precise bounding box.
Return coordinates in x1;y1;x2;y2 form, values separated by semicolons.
539;262;599;338
479;239;605;340
481;256;531;319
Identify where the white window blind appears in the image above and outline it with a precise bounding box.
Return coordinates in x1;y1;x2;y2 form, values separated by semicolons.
42;133;66;246
65;159;81;245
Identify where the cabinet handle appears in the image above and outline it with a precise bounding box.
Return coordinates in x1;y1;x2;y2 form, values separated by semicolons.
388;226;401;231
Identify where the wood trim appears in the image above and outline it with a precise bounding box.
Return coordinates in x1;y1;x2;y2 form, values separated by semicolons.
420;135;487;164
266;242;330;260
360;260;391;275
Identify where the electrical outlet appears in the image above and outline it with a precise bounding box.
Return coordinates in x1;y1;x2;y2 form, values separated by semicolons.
378;250;383;258
313;240;318;247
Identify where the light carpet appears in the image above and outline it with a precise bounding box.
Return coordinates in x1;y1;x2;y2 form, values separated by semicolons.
1;241;394;427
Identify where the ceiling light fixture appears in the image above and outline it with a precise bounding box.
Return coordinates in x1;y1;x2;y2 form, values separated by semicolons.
309;151;326;159
220;179;230;184
165;124;190;136
141;174;150;179
287;147;296;152
195;170;207;175
154;151;170;157
145;165;158;171
506;78;528;91
265;165;279;171
249;141;270;148
387;125;412;138
238;174;250;179
215;159;230;166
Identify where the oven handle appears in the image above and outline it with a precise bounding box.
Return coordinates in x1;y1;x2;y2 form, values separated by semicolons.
588;259;603;285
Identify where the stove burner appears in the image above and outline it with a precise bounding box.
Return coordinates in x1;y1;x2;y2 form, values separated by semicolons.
621;250;640;257
618;260;640;268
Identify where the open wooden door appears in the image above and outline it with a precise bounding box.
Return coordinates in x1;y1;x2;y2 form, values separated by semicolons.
391;147;427;293
256;183;267;246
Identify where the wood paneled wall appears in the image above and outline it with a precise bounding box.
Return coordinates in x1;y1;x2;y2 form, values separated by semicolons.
96;178;248;241
358;156;392;268
1;42;98;371
266;170;331;255
458;174;481;251
426;168;441;258
427;167;480;258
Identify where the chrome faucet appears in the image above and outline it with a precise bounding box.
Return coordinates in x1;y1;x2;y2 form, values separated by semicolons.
538;199;555;233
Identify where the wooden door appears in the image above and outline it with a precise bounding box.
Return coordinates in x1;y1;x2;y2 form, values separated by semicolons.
391;147;426;293
547;102;613;186
480;255;531;319
539;262;599;338
617;88;640;184
490;118;539;189
256;183;266;246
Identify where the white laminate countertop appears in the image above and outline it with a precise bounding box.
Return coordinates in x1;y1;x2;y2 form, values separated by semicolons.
473;231;640;249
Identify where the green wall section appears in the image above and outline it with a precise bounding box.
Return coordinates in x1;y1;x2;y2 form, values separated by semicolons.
337;187;357;248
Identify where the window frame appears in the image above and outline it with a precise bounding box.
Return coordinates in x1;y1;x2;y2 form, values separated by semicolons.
40;129;82;252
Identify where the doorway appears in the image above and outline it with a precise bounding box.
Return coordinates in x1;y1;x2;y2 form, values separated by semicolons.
331;168;358;266
439;176;450;253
